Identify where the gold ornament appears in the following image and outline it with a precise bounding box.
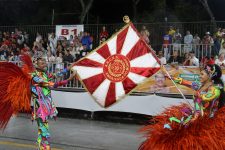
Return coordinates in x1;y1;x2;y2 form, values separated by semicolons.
123;15;130;23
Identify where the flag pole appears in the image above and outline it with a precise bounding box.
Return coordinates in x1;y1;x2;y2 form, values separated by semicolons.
162;65;193;108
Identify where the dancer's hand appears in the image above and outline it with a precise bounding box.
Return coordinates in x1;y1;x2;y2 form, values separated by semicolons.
67;62;76;70
67;71;77;81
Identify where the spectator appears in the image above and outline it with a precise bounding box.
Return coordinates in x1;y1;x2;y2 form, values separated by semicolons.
17;31;24;46
47;51;56;63
193;34;201;57
215;53;225;68
157;50;167;65
140;25;150;44
202;32;214;56
167;50;182;64
189;51;199;66
163;31;173;60
63;49;74;64
213;34;221;57
183;52;191;66
173;28;182;51
0;45;9;61
88;32;93;50
35;32;42;43
24;31;29;44
200;56;215;68
81;32;92;51
219;42;225;54
184;31;193;53
48;33;57;56
168;26;176;37
55;52;64;72
100;26;109;44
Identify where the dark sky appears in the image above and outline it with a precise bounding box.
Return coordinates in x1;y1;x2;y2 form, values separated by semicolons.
208;0;225;20
90;0;225;23
0;0;224;25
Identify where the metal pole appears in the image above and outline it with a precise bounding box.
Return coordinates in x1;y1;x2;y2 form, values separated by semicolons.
51;9;55;25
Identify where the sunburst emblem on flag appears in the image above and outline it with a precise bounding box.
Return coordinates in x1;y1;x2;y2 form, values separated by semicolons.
72;23;161;107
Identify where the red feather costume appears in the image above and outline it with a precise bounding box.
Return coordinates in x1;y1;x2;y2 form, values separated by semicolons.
0;55;34;128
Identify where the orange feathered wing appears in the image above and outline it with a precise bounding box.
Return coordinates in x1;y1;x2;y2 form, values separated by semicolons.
139;104;225;150
0;55;34;129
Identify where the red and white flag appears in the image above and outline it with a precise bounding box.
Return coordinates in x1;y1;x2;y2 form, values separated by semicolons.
72;23;160;107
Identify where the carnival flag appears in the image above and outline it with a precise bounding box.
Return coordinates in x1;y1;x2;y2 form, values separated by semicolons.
72;23;161;107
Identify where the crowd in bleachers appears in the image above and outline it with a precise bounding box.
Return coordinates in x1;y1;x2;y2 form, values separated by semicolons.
157;26;225;68
1;25;225;69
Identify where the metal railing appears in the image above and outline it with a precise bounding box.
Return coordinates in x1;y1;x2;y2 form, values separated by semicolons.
162;44;213;59
1;21;225;50
8;61;84;89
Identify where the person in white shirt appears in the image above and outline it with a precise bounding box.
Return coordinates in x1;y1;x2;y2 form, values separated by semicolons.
189;51;199;66
157;50;167;65
56;52;64;71
215;53;225;67
184;31;193;53
48;33;57;56
219;42;225;54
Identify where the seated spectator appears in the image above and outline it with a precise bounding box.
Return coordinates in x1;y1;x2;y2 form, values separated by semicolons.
215;53;225;67
0;44;9;61
182;53;191;66
189;51;199;66
63;49;74;64
157;50;166;65
201;56;215;68
167;50;182;64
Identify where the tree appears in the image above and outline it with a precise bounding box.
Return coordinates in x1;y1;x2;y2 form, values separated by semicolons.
79;0;94;24
132;0;141;22
199;0;216;29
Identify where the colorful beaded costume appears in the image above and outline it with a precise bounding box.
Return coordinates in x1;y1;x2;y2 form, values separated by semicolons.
0;55;71;150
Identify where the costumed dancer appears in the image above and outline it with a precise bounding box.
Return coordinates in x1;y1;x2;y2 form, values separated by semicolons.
0;55;76;150
31;57;75;150
139;64;225;150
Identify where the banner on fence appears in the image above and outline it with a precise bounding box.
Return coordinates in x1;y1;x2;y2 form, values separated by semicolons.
136;66;201;95
56;25;84;40
136;66;225;95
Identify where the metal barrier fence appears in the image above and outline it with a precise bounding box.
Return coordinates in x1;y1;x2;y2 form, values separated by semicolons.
47;62;84;89
9;61;84;89
162;44;213;59
1;21;225;50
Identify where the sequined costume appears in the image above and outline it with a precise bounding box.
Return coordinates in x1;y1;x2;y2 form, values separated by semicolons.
31;69;69;149
167;77;222;126
0;55;73;150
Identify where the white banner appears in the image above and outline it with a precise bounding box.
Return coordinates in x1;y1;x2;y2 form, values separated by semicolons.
56;25;84;40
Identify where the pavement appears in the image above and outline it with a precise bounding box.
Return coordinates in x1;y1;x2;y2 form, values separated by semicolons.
0;115;144;150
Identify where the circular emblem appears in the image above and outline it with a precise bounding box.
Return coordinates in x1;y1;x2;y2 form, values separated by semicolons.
103;54;130;82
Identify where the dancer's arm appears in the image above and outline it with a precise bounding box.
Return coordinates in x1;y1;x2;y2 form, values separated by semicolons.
173;77;201;90
32;72;76;88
